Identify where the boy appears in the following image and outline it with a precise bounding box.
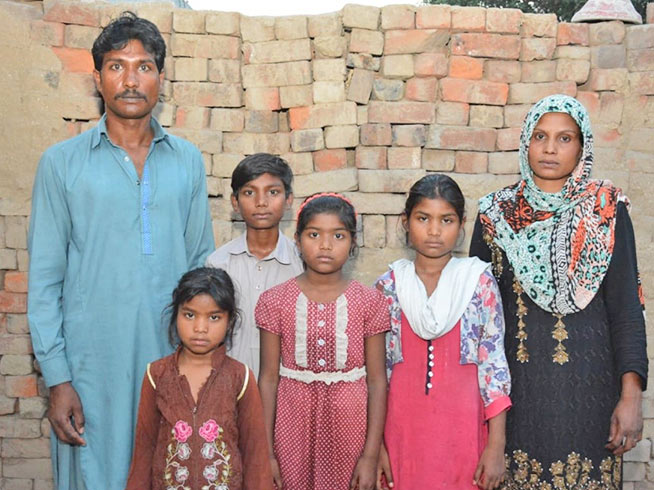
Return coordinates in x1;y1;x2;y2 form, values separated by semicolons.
206;153;303;376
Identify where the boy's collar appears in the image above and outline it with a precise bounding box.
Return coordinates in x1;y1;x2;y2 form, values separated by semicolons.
229;230;294;265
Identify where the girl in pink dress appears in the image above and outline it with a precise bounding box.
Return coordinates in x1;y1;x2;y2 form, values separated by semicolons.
376;174;512;490
257;193;389;490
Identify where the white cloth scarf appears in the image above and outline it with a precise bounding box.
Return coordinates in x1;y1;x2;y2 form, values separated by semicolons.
390;257;490;340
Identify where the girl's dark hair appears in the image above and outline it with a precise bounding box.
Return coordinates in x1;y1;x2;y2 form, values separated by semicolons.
403;173;466;222
296;194;358;255
92;11;166;72
167;267;240;349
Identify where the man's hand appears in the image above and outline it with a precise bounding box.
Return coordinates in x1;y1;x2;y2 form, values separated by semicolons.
48;382;86;446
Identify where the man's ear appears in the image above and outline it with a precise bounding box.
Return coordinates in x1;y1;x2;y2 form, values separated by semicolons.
93;69;102;95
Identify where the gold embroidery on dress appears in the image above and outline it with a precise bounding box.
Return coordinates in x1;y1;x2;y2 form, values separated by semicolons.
513;278;529;363
502;450;621;490
483;232;504;277
552;314;569;365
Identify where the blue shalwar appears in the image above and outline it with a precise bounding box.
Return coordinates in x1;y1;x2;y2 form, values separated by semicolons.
27;115;215;490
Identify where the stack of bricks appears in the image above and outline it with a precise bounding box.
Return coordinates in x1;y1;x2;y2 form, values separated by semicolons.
1;1;653;488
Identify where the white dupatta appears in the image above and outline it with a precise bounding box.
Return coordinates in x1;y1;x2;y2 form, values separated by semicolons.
390;256;490;340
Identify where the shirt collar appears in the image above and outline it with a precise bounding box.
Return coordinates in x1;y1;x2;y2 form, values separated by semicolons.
173;343;227;372
228;230;295;265
91;113;171;149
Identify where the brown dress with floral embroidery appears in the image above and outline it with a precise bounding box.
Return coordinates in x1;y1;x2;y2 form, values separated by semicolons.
470;206;647;490
125;345;273;490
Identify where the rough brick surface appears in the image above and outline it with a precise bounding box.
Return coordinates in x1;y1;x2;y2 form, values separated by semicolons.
405;77;437;101
349;28;384;56
279;85;311;109
508;81;577;104
243;39;311;64
313;58;347;81
451;6;486;32
521;13;557;38
372;79;404;101
441;78;509;106
521;60;557;83
520;38;557;61
275;16;308;40
242;61;311;87
291;129;324;152
360;124;392;146
43;3;99;27
392;125;426;147
451;33;520;59
589;21;626;46
423;149;455;171
223;133;290;154
449;56;484;79
240;16;275;42
384;29;449;55
347;69;374;104
436;101;470;125
416;5;451;29
414;53;448;77
171;34;240;59
381;54;414;78
313;149;347;171
208;59;241;83
173;82;242;108
290;102;357;129
355;146;387;169
486;8;522;34
557;23;589;46
368;101;435;124
325;125;359;148
381;5;415;30
343;4;380;31
485;60;521;83
244;87;281;111
388;147;422;169
314;36;347;58
206;12;240;36
427;125;497;151
308;13;342;38
470;105;504;128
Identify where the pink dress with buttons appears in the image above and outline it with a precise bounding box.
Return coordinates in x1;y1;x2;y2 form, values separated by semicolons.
255;278;390;490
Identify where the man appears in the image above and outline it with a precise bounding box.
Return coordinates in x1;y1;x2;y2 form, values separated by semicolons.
27;12;214;490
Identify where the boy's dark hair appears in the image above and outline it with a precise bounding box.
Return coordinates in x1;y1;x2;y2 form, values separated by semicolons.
231;153;294;198
403;173;466;223
296;194;358;256
92;11;166;72
167;267;240;349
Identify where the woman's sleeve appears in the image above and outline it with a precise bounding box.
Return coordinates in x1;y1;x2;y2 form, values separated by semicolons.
364;287;392;337
475;272;512;420
604;202;648;390
125;372;160;489
255;289;281;335
469;213;493;263
238;369;274;490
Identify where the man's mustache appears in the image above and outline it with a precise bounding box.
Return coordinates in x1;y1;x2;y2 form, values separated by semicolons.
115;91;146;100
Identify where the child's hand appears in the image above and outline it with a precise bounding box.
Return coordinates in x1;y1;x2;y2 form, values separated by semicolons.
473;444;505;490
270;456;283;489
376;442;394;489
350;454;377;490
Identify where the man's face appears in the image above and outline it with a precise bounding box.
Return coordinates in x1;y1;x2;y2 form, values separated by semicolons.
93;39;163;121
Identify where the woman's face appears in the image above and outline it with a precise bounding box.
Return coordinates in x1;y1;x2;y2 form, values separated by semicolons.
527;112;583;193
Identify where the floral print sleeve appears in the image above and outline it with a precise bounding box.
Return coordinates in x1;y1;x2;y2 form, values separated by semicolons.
460;270;512;420
375;270;403;380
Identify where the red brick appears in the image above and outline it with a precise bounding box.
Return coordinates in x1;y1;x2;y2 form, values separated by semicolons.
0;336;33;355
416;5;451;29
44;4;99;27
521;13;557;38
508;81;577;104
5;376;38;398
496;128;521;151
628;71;654;95
449;56;483;79
405;77;437;101
355;146;387;169
588;69;628;92
451;7;486;32
627;49;654;72
427;126;496;151
440;78;508;106
576;91;601;119
436;101;469;125
557;23;589;46
289;102;357;130
388;147;421;169
314;149;347;171
175;106;210;129
245;87;281;111
368;101;435;124
486;8;522;34
360;124;392;146
414;53;448;77
51;47;94;73
384;29;449;55
381;5;415;30
30;20;65;47
349;28;384;56
4;273;27;294
485;60;521;83
392;125;426;147
520;38;557;61
173;82;242;108
451;33;520;59
455;151;488;173
0;293;27;314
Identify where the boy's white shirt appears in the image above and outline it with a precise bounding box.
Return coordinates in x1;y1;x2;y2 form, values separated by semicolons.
205;231;304;378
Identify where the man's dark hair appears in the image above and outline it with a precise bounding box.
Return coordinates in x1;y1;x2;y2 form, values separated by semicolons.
92;11;166;72
231;153;294;198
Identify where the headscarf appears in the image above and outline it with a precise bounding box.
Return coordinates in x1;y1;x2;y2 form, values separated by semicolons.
478;94;628;315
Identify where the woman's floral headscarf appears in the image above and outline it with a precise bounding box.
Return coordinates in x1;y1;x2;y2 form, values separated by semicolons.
478;94;629;315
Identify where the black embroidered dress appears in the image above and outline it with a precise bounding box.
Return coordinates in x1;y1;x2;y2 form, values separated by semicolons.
470;204;647;489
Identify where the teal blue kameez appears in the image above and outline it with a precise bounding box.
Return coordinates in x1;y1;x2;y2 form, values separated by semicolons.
27;115;215;490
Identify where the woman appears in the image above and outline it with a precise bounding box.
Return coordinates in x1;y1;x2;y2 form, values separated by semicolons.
469;94;647;488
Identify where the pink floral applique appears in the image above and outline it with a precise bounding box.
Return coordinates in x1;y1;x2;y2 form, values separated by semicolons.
173;420;193;443
199;419;221;442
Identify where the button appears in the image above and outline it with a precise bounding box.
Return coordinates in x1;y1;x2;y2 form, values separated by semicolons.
428;345;434;352
124;156;129;162
317;320;325;327
257;265;262;271
428;371;433;378
427;382;433;389
318;359;326;367
317;339;325;346
429;361;434;367
318;304;325;311
255;285;261;290
429;353;434;360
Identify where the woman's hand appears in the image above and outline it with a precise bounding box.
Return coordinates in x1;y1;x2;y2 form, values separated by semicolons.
606;372;643;455
270;456;283;489
473;443;505;490
376;441;394;489
350;454;377;490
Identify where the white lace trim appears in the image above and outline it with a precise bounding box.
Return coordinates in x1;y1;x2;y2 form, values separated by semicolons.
295;293;308;368
335;294;349;370
280;365;366;385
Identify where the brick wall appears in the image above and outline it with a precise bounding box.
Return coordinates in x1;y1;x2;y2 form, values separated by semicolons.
0;1;653;488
